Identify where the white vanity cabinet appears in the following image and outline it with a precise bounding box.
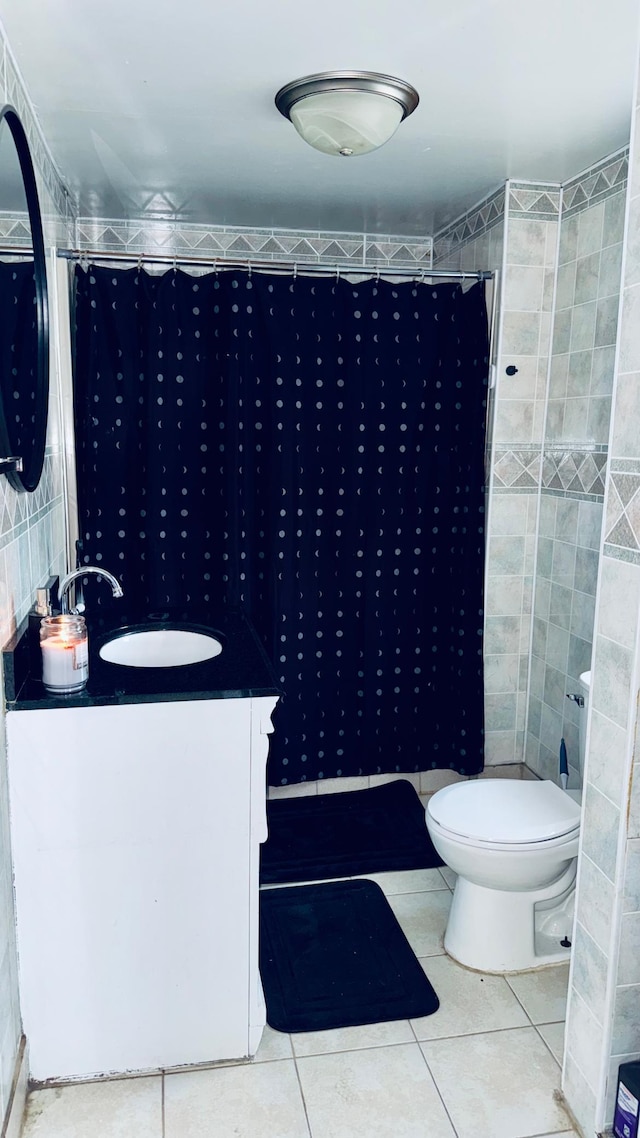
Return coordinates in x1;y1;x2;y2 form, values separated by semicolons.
6;694;278;1081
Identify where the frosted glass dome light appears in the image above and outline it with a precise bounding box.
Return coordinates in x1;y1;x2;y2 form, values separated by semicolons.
275;71;419;158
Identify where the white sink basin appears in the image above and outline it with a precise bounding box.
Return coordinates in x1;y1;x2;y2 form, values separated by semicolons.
99;628;223;668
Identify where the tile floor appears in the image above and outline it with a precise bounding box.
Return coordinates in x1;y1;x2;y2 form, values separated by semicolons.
21;865;577;1138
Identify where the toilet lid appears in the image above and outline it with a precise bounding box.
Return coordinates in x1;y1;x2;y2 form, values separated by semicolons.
428;779;581;844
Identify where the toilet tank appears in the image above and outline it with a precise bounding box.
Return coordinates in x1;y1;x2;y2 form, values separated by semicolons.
578;670;591;778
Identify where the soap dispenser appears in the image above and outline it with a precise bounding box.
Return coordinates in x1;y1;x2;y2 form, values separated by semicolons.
28;577;59;678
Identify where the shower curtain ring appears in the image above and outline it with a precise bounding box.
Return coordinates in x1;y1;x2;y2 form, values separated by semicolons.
293;263;298;280
247;261;252;277
335;265;340;281
376;267;380;283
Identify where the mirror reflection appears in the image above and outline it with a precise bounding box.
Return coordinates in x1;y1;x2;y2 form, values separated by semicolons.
0;106;49;492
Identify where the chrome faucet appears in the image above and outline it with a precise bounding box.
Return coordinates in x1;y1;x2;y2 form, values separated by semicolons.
58;566;124;614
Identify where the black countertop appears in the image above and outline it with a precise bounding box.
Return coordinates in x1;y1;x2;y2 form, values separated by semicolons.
4;608;282;711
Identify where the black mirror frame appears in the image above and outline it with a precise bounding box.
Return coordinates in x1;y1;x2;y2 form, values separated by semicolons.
0;105;49;492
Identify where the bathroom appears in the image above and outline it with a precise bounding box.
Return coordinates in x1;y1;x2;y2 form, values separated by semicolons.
1;0;640;1135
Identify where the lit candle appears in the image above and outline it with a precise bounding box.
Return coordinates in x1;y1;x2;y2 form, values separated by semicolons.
40;616;89;694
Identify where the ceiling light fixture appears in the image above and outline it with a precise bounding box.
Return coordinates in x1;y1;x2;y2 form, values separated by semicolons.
274;71;419;158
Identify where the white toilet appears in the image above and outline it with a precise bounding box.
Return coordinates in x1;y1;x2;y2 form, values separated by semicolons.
425;670;590;973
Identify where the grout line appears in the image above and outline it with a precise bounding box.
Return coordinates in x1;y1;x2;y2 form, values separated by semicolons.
411;1041;462;1138
412;1021;558;1046
504;974;542;1024
291;1036;414;1061
290;1051;314;1138
534;1022;565;1069
291;1020;564;1060
161;1071;165;1138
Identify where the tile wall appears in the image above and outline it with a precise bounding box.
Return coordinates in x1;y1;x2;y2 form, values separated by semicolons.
436;181;560;767
562;70;640;1137
0;29;75;1135
526;155;628;791
488;184;560;766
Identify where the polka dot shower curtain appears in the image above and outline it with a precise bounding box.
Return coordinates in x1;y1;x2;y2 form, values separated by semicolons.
73;266;489;782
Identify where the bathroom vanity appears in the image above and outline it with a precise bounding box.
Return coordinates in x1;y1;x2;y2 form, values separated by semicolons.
3;611;280;1082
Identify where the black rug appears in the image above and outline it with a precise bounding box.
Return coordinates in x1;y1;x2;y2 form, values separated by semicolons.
260;778;443;885
259;879;439;1032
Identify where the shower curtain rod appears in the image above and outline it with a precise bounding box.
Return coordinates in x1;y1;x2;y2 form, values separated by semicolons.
55;247;492;282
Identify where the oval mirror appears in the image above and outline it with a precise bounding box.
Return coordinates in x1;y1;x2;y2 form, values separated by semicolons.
0;105;49;492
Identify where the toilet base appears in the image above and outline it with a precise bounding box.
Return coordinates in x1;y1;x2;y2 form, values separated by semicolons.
444;859;577;973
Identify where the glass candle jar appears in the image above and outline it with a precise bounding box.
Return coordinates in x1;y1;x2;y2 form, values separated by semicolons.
40;614;89;694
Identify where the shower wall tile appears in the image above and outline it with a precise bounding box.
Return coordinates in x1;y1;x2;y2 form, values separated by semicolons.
564;989;603;1090
571;922;609;1025
617;912;640;986
0;28;74;1138
563;1050;598;1138
563;80;640;1134
476;189;561;766
526;162;627;788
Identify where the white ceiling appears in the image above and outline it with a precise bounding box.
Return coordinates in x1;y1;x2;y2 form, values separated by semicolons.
2;0;639;237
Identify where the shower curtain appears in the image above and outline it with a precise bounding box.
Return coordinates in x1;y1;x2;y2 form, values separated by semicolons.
74;266;489;782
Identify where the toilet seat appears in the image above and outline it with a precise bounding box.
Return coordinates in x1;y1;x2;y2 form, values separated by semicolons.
426;813;579;855
427;779;581;846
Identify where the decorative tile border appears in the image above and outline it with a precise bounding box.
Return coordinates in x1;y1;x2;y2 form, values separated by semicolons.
75;217;433;270
604;467;640;556
1;38;75;233
508;183;561;219
492;446;541;490
492;445;607;502
542;448;607;498
432;186;505;266
0;454;62;542
0;213;30;248
562;151;629;219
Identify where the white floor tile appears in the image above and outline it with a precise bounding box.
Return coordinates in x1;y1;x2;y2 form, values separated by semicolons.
22;1076;162;1138
260;876;347;890
164;1059;310;1138
421;1026;570;1138
438;865;457;889
506;963;570;1024
410;953;529;1040
387;889;451;957
356;868;449;894
317;776;370;794
291;1017;415;1057
297;1043;457;1138
253;1024;293;1062
369;773;421;792
268;784;317;799
537;1021;566;1065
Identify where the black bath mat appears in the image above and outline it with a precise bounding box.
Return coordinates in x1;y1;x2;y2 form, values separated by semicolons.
259;878;439;1032
260;778;443;885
